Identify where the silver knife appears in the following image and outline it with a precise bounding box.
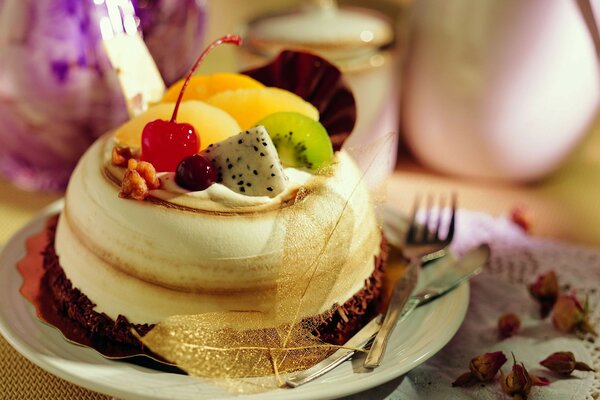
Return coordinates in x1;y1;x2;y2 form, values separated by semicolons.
364;242;490;368
285;316;382;388
285;243;490;387
363;257;420;369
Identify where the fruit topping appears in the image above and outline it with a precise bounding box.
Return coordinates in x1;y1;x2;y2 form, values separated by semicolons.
198;126;288;197
205;87;318;131
141;119;199;172
242;50;357;151
162;73;264;103
114;101;240;150
140;34;242;172
111;146;137;167
175;154;217;191
120;159;160;200
257;112;333;170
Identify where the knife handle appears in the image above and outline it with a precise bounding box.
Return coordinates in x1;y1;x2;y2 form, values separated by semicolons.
364;262;420;368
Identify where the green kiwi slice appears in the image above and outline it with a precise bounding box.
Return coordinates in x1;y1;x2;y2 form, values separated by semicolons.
256;112;334;170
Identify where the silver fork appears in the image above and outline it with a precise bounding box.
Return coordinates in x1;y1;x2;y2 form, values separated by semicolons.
404;193;457;263
363;193;457;368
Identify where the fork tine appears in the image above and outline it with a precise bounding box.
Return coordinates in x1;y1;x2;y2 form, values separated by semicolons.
405;194;421;242
431;194;445;241
445;192;457;243
422;194;434;242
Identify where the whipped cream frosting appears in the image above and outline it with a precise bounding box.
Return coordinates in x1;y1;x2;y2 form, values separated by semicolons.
55;134;382;327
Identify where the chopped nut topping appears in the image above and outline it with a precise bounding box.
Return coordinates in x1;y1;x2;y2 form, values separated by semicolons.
136;161;160;189
112;146;134;167
120;169;148;200
119;158;160;200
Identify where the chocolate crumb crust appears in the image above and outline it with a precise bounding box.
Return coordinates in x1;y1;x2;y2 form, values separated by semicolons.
41;218;154;357
41;217;387;358
308;236;387;345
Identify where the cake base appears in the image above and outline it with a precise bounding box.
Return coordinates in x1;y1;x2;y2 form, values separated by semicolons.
39;216;387;358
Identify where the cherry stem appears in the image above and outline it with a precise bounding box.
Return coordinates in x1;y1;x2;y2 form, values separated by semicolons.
170;34;243;123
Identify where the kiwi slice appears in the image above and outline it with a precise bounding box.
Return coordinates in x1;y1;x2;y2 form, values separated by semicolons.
256;112;334;170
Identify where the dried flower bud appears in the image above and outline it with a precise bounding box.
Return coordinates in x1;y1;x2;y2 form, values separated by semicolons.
470;351;508;382
452;351;507;388
500;357;532;400
540;351;595;375
498;313;521;338
528;271;559;318
510;206;532;233
552;295;596;335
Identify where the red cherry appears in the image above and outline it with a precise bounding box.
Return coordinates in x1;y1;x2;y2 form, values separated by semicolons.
139;35;242;171
175;154;217;191
141;119;199;172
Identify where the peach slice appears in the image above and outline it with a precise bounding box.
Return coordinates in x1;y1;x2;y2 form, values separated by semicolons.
114;101;241;150
206;87;319;130
161;73;264;103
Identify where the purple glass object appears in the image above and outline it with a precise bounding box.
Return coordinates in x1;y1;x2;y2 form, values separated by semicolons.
0;0;205;192
134;0;206;86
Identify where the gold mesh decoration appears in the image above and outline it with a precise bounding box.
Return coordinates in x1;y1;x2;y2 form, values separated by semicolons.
139;134;396;393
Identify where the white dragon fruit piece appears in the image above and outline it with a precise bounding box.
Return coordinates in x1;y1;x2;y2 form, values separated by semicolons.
200;126;288;197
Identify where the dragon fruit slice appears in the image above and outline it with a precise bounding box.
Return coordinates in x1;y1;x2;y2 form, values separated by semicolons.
200;126;288;197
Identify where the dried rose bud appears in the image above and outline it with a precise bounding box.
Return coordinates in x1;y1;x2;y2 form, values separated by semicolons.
528;271;559;318
500;357;532;400
510;206;532;233
498;313;521;338
540;351;595;375
552;295;596;335
470;351;508;381
452;351;508;387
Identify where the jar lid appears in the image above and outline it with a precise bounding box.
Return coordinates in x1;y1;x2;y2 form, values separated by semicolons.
244;4;394;65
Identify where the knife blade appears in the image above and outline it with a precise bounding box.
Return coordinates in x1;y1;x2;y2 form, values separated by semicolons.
285;243;490;387
285;315;382;388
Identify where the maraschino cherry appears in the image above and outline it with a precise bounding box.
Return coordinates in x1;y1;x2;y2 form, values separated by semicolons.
141;34;242;172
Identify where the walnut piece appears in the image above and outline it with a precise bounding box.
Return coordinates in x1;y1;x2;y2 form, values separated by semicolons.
135;160;160;189
119;158;160;200
112;146;134;167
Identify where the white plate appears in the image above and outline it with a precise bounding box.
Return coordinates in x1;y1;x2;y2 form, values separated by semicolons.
0;200;469;400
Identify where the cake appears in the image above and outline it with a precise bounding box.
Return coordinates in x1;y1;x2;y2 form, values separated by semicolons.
45;36;387;360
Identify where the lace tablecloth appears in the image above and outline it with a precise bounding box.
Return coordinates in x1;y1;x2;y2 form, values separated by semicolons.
347;209;599;400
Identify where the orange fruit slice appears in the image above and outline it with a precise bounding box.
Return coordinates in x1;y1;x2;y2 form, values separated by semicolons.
206;87;319;130
162;73;264;103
